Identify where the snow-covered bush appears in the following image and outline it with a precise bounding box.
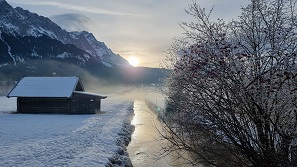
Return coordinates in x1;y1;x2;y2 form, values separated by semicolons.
162;0;297;166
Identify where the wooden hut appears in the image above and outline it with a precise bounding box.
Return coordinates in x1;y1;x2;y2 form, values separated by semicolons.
6;76;107;114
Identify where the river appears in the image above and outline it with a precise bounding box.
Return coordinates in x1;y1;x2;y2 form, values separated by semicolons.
127;100;195;167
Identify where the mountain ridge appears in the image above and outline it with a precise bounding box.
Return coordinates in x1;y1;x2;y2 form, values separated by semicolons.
0;0;130;67
0;0;166;89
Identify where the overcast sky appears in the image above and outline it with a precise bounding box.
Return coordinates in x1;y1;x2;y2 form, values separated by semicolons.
7;0;250;67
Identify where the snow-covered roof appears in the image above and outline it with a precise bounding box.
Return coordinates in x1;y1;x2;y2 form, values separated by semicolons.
73;91;107;99
7;77;83;98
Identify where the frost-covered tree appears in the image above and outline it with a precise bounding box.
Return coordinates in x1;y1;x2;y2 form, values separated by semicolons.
162;0;297;166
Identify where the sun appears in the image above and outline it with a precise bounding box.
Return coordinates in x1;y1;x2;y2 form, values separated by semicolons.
128;56;139;67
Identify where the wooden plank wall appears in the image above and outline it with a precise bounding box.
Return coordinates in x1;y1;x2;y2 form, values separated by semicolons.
18;97;70;114
71;93;96;114
96;99;101;112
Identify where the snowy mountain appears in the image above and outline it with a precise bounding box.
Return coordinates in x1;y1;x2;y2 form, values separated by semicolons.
0;0;166;85
0;0;130;67
69;31;130;67
0;31;97;67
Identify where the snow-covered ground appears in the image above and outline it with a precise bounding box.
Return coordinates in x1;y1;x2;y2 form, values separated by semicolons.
0;96;134;167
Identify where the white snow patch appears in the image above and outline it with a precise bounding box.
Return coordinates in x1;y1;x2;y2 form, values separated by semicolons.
77;56;86;64
7;77;79;98
95;48;107;58
0;97;16;114
15;56;25;63
27;27;43;37
31;49;42;58
0;33;16;66
83;54;90;60
102;61;114;67
0;95;134;166
0;63;9;67
28;26;58;39
1;22;20;33
56;52;71;59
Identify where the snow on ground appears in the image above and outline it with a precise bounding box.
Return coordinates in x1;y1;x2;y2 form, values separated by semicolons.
0;96;134;167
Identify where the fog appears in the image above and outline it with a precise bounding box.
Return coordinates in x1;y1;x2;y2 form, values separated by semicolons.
86;79;165;108
81;67;166;106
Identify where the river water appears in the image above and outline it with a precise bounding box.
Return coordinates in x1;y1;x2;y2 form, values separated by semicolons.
127;100;193;167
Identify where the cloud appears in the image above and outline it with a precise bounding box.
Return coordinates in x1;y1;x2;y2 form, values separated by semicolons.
8;0;148;17
115;50;136;54
50;13;91;32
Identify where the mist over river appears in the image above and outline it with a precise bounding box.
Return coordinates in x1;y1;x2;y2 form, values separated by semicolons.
127;100;197;167
127;100;170;166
